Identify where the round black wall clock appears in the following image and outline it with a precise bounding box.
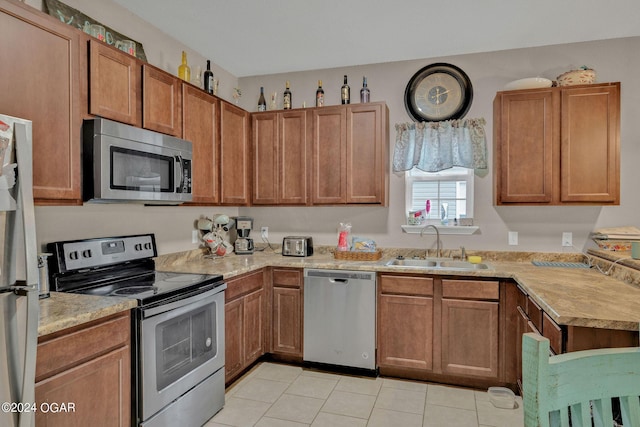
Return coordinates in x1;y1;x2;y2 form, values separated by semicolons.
404;63;473;122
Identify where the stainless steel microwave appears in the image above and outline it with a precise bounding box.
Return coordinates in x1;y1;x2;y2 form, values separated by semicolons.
83;118;192;204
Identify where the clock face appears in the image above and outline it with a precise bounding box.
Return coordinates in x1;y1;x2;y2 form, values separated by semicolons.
404;63;473;122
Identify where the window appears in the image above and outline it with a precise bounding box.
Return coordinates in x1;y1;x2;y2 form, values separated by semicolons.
405;167;474;223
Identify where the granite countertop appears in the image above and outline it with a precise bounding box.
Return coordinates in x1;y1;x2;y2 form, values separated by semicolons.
38;292;137;337
156;247;640;332
38;246;640;337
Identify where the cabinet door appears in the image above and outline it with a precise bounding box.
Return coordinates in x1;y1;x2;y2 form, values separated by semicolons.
183;84;219;204
378;294;434;370
0;1;82;203
560;84;619;203
279;110;308;205
142;64;182;137
441;298;499;378
272;286;302;356
89;40;139;126
495;90;556;204
252;112;278;204
347;103;386;204
35;346;130;427
225;297;244;380
243;289;264;364
220;101;250;205
311;107;346;204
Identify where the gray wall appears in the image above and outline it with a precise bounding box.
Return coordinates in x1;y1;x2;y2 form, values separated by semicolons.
238;37;640;254
25;0;640;255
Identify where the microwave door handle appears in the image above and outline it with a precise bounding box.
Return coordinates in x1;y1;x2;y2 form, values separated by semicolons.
175;155;184;192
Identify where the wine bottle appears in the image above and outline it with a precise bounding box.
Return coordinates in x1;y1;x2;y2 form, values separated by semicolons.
258;87;267;111
203;60;214;94
316;80;324;107
360;76;370;103
178;51;191;82
341;75;350;104
283;81;292;110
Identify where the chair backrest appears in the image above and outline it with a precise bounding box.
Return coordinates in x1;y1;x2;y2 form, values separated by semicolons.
522;332;640;427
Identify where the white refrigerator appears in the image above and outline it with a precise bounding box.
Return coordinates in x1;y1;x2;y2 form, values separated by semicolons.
0;115;39;427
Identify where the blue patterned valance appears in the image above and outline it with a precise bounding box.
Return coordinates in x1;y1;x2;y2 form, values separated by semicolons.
392;118;488;174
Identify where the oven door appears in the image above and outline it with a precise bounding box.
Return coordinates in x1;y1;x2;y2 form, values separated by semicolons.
139;285;225;422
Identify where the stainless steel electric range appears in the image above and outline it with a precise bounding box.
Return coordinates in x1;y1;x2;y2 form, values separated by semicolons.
47;234;226;427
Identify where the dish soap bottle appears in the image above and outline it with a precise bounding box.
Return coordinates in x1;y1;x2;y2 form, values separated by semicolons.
178;51;191;82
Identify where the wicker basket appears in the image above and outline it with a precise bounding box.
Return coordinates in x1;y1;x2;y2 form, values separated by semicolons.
333;250;383;261
556;68;596;86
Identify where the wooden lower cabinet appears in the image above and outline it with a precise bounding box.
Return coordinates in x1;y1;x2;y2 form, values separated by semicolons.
35;311;131;426
505;280;639;391
378;274;505;388
224;270;266;383
271;268;303;358
379;293;434;370
441;290;499;378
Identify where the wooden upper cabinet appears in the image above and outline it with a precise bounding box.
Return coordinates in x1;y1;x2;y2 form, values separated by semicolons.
311;107;347;204
311;102;389;205
279;111;308;204
494;83;620;205
143;64;182;137
182;84;219;204
89;40;140;126
560;84;619;203
494;89;555;204
252;110;308;205
347;103;388;204
252;112;279;204
220;101;250;205
0;0;82;204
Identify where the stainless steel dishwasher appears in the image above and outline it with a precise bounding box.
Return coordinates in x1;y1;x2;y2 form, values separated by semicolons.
303;269;376;371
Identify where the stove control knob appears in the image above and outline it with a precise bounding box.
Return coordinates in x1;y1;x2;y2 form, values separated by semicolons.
205;337;212;347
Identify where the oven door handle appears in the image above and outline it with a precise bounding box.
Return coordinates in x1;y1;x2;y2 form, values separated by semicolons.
141;283;226;318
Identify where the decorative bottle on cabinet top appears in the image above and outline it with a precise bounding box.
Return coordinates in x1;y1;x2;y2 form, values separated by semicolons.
258;87;267;111
316;80;324;107
341;75;350;104
203;60;214;94
178;51;191;82
360;76;370;103
283;81;292;109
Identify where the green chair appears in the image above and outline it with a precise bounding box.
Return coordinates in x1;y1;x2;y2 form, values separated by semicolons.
522;332;640;427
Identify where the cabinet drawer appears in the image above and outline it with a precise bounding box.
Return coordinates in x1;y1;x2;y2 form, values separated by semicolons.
226;270;264;301
543;312;563;354
36;312;130;382
442;280;499;300
527;297;543;333
379;275;433;296
272;268;302;288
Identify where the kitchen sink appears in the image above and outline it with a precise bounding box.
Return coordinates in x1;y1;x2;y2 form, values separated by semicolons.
383;258;491;270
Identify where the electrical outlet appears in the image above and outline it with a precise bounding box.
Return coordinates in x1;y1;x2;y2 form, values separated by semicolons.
192;229;199;244
261;226;268;239
508;231;518;245
562;232;573;247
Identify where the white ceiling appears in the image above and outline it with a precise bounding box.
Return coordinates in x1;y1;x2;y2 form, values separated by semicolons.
113;0;640;78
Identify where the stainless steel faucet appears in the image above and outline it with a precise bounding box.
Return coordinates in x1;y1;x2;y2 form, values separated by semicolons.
460;246;467;261
420;225;441;258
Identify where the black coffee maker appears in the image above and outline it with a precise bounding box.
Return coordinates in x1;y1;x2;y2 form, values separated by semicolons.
233;216;254;254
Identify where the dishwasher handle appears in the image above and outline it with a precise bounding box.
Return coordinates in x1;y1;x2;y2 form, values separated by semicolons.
305;269;374;281
330;278;349;284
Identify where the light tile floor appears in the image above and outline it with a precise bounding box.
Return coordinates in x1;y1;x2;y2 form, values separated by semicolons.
205;362;524;427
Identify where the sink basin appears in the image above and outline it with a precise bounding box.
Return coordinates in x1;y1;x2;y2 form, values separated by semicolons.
384;258;491;271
